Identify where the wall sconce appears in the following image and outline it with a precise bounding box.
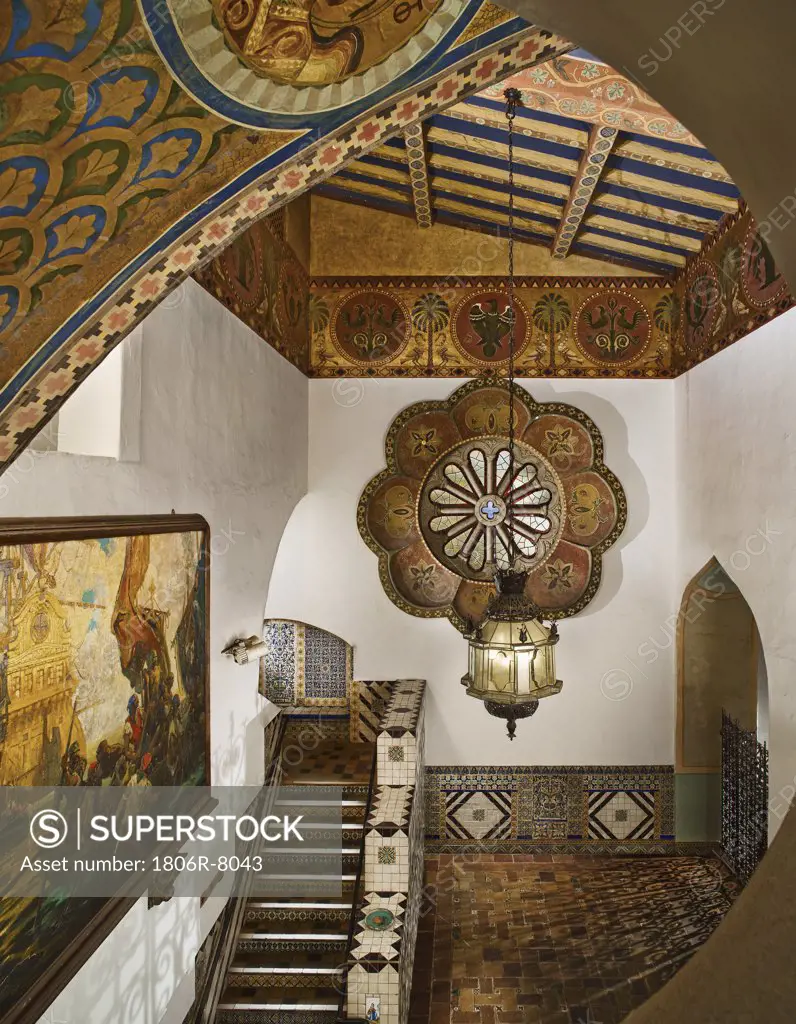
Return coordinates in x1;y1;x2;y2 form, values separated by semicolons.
221;635;268;665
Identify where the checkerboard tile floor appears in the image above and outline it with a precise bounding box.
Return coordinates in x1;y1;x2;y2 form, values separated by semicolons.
409;855;739;1024
282;738;374;784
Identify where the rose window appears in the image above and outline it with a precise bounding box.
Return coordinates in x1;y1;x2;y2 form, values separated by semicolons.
359;380;626;625
419;436;563;582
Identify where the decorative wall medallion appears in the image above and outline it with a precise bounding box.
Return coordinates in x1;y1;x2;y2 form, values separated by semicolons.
418;435;564;581
451;290;531;364
740;223;788;309
683;259;721;355
331;289;411;366
358;380;626;628
574;291;651;366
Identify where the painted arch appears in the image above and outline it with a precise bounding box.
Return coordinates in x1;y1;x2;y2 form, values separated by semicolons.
0;0;567;472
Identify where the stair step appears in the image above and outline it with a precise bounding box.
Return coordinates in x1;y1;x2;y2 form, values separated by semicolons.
217;984;340;1023
247;901;353;910
238;932;346;942
259;873;357;881
265;847;360;855
275;797;367;807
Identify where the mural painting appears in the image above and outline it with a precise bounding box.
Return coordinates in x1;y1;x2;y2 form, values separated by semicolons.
675;206;795;371
358;380;626;629
0;515;209;1024
311;277;675;378
193;212;309;372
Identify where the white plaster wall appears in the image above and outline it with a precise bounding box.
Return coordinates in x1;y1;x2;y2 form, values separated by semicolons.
0;279;307;1024
266;377;678;766
675;307;796;838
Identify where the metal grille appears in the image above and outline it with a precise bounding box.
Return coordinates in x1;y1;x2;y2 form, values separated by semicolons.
721;709;769;885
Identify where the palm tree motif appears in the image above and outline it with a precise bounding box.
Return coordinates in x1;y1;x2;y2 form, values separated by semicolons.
308;295;330;336
653;294;680;336
718;243;741;300
745;231;782;298
532;293;571;370
412;293;449;370
581;296;645;359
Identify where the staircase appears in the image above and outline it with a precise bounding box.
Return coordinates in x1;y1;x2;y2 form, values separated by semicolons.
216;739;374;1024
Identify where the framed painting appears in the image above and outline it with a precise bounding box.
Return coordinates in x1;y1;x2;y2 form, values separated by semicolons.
0;514;210;1024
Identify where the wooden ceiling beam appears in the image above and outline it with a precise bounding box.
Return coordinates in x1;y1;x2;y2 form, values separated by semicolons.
551;125;618;259
404;123;433;228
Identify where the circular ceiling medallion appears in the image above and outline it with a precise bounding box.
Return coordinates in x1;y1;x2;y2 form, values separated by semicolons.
740;223;788;309
358;380;627;627
574;291;651;366
684;260;721;355
418;435;564;583
213;0;444;87
143;0;464;125
331;289;410;366
451;291;531;365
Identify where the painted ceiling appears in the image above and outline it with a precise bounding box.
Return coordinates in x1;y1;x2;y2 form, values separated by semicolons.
316;53;741;276
196;201;794;379
0;0;570;472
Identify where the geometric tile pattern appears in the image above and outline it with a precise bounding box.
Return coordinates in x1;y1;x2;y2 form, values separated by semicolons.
348;678;426;1024
259;618;351;707
409;854;740;1024
426;765;676;852
350;680;395;743
301;625;351;703
260;620;298;704
444;791;512;841
588;789;656;841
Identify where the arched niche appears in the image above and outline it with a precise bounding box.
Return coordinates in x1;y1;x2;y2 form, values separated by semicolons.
677;557;763;772
259;617;352;708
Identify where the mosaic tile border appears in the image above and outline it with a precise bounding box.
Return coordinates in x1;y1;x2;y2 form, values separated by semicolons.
348;679;426;1024
425;765;675;848
0;27;570;473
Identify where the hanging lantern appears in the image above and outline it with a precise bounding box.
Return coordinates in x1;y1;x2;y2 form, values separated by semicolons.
460;87;564;739
462;569;562;739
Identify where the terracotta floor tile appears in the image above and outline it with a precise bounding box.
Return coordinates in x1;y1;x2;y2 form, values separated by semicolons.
408;854;738;1024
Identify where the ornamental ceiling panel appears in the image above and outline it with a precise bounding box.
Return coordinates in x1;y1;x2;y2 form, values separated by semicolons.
358;379;626;629
316;51;741;276
675;207;795;372
309;276;675;377
0;0;569;473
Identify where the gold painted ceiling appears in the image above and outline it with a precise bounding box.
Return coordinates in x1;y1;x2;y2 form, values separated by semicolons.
317;52;740;276
0;0;568;472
